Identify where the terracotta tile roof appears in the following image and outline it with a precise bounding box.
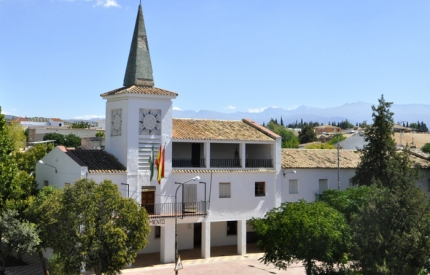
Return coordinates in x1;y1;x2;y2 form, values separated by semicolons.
172;169;276;174
100;85;178;97
409;153;430;169
314;125;341;129
282;149;361;169
50;118;63;122
282;149;430;169
172;119;276;141
66;149;126;173
12;117;28;122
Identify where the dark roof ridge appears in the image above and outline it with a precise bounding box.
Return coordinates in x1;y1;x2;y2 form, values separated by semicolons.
242;118;280;139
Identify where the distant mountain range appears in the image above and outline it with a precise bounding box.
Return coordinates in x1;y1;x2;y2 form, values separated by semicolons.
5;102;430;127
173;102;430;126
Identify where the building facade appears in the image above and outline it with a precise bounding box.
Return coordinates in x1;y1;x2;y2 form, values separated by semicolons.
35;4;430;265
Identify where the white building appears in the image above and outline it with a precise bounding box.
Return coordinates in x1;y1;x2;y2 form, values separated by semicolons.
36;4;282;264
35;3;430;265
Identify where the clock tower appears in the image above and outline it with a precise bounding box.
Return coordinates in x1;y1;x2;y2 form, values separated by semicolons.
101;4;177;193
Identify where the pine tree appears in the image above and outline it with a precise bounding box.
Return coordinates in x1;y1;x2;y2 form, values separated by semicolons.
351;95;397;186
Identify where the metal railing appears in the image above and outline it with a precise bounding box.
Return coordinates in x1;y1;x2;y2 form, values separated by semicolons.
210;159;241;167
141;201;208;219
246;159;273;168
172;158;205;167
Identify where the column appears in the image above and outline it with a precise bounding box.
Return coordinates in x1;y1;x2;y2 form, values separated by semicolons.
240;143;246;168
237;220;246;255
201;221;211;259
160;224;175;263
204;142;210;168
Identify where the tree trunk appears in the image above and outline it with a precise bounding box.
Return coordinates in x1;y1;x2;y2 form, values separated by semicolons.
305;259;312;275
0;257;5;275
38;251;50;275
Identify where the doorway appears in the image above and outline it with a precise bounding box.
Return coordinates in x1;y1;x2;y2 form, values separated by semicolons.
194;223;202;248
141;190;155;214
191;143;201;167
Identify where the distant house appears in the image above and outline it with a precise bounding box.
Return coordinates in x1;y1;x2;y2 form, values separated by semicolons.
393;124;412;133
314;125;341;135
49;118;64;127
281;149;430;201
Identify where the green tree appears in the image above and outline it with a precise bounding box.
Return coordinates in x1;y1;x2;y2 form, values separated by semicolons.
351;95;397;186
298;124;317;144
327;134;346;145
64;133;81;148
0;209;40;275
7;121;26;150
350;181;430;274
251;200;350;275
95;131;105;137
43;133;65;145
25;186;64;275
32;179;149;275
71;121;90;129
266;120;299;148
421;143;430;154
321;186;373;222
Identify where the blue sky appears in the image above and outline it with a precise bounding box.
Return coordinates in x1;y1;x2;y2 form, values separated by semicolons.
1;0;430;120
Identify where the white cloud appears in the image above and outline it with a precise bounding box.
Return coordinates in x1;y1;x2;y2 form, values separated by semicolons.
172;107;182;111
74;115;105;120
287;105;299;110
225;105;236;110
94;0;120;8
248;107;268;113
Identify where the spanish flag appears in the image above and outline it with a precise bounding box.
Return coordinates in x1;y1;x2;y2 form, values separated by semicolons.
156;145;165;184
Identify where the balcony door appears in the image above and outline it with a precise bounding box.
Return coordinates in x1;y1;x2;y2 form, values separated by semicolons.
191;143;201;167
141;190;155;214
184;184;197;213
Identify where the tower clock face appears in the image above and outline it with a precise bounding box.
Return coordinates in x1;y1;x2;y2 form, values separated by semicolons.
139;108;161;135
111;109;122;136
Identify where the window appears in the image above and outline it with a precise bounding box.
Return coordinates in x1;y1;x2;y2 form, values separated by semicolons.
154;226;161;239
44;180;49;187
255;182;265;196
289;179;298;194
319;179;328;194
227;221;237;235
219;182;231;198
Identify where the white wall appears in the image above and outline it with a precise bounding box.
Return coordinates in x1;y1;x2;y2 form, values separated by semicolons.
211;221;238;247
416;169;430;195
36;147;84;189
202;172;278;221
281;168;356;202
89;174;128;197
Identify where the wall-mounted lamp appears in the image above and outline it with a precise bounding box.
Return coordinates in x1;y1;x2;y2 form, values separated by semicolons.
38;160;57;173
283;170;296;178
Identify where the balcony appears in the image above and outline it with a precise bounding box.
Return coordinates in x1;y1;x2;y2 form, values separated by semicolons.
246;158;273;168
210;158;241;168
141;201;208;219
172;158;205;168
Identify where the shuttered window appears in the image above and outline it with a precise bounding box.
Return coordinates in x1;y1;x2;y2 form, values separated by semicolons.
319;179;328;194
289;179;298;194
219;182;231;198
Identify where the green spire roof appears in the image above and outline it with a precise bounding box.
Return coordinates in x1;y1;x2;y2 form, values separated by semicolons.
123;4;154;87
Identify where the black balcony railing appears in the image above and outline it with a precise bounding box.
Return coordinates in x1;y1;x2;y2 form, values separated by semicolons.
210;159;241;167
141;201;208;219
172;158;205;167
246;159;273;168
